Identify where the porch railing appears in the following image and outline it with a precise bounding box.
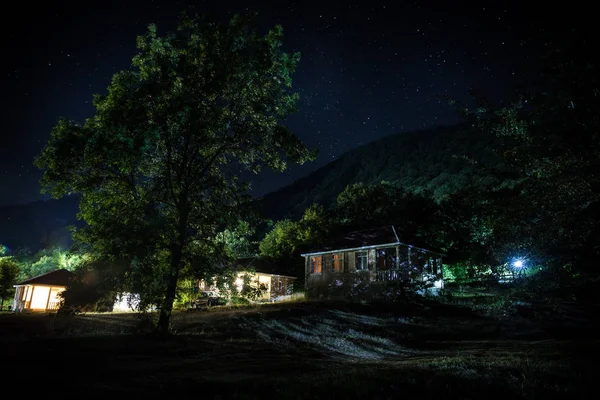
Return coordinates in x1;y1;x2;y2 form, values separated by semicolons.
375;270;406;282
12;300;61;311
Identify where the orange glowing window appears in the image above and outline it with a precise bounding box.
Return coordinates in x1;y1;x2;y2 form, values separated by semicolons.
332;254;343;272
311;256;322;274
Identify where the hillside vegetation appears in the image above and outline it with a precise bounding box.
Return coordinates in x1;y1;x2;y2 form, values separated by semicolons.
259;124;502;221
1;124;500;252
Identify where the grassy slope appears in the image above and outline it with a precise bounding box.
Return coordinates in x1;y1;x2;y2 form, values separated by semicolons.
1;298;597;399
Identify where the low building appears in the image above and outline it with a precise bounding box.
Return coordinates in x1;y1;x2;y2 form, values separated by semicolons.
112;292;142;312
301;225;445;297
199;257;297;302
12;269;74;312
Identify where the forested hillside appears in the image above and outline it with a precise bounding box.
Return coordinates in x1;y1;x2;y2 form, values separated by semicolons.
258;123;502;221
2;124;500;253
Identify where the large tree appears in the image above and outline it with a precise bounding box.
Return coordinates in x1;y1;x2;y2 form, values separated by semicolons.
335;181;443;248
35;14;313;334
259;203;329;259
0;258;19;309
453;27;600;271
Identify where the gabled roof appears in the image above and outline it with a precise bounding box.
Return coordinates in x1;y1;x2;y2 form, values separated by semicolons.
15;269;75;286
233;257;297;279
301;225;445;256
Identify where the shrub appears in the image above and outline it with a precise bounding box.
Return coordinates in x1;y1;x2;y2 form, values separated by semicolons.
229;296;250;306
59;269;117;314
312;273;433;303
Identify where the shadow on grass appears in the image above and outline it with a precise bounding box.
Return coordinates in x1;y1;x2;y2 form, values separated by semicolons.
1;298;596;398
1;332;592;399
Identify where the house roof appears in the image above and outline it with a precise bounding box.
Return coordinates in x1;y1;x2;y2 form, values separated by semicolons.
15;268;75;287
301;225;446;256
233;257;297;279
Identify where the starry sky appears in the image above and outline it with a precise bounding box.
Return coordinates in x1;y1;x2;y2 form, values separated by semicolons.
1;0;567;206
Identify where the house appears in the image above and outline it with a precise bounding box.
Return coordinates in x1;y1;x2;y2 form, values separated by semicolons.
12;269;74;312
301;225;445;297
112;292;142;312
199;257;297;302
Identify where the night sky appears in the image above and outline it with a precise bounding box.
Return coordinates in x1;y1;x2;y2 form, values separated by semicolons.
1;0;564;206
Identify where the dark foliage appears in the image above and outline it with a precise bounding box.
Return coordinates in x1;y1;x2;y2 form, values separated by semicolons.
450;26;600;274
258;124;503;221
59;261;122;313
0;258;19;308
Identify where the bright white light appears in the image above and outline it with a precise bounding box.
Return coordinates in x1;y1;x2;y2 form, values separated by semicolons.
235;277;244;292
434;280;443;289
513;259;524;268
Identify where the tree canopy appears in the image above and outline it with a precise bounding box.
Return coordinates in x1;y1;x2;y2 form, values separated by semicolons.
0;258;19;308
259;203;329;259
454;28;600;271
35;14;313;334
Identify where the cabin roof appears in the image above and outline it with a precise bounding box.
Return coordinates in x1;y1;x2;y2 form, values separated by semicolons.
14;268;75;287
301;225;445;256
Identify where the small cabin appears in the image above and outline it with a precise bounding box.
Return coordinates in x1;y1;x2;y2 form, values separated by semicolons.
301;225;445;297
199;257;297;302
12;269;74;312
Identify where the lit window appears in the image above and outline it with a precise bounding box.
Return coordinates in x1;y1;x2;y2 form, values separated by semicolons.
311;256;322;274
356;251;368;271
332;254;343;272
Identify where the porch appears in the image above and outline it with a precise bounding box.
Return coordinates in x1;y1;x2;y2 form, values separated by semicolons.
13;285;65;312
303;225;446;298
11;269;74;312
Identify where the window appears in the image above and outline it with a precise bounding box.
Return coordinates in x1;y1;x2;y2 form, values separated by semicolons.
356;251;368;271
311;256;322;274
332;254;343;272
432;258;441;275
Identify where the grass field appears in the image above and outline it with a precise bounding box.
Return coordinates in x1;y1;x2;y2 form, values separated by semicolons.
1;296;597;399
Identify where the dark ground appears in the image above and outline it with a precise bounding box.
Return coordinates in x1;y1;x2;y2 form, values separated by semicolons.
1;295;598;399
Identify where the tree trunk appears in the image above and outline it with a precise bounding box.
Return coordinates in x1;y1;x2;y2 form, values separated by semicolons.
156;246;182;336
156;186;190;336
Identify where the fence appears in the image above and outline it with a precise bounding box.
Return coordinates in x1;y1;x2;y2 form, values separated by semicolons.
375;270;404;282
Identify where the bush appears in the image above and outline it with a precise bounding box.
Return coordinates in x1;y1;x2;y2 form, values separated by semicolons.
229;296;250;306
0;258;19;308
173;279;196;310
312;273;432;303
59;271;117;314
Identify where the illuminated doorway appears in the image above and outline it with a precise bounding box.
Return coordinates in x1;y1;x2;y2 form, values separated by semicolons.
30;286;50;309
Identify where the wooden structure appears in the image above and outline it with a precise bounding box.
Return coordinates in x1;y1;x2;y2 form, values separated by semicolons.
301;225;445;297
199;257;296;302
12;269;74;312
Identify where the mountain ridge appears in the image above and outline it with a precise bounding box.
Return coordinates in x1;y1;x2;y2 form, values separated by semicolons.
1;123;499;252
257;123;500;221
